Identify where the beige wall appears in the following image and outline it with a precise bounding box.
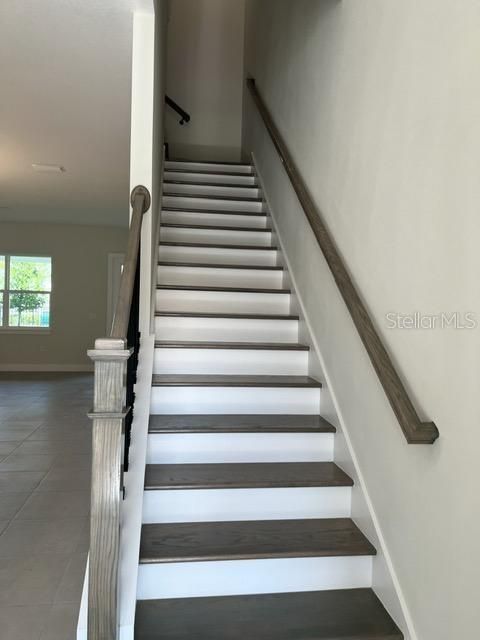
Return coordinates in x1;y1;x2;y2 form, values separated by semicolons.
165;0;246;161
0;222;127;369
243;2;480;639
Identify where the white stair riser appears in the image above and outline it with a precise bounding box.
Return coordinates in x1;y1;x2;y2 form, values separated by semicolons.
150;387;321;414
157;265;283;289
163;196;264;213
159;245;278;266
142;487;351;523
162;210;268;228
164;182;261;199
137;556;372;600
161;227;272;247
156;290;290;314
164;171;258;186
153;348;308;375
155;316;299;343
146;433;333;464
165;161;253;174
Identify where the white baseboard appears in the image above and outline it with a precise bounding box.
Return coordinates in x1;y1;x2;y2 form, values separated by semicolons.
0;364;94;372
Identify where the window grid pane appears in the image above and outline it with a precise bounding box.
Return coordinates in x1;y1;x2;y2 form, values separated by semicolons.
8;292;50;328
0;256;5;290
9;256;52;292
1;256;6;327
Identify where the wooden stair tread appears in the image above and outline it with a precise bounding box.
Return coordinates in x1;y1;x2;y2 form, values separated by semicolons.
135;588;403;639
165;169;257;177
158;261;283;271
154;341;308;351
162;222;271;232
164;192;263;202
157;284;289;294
148;414;335;433
155;311;299;320
139;518;375;563
164;180;259;189
144;462;349;490
162;207;265;216
166;160;253;167
151;375;321;388
160;241;277;250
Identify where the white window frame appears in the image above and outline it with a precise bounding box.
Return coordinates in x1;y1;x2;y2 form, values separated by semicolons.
0;254;53;333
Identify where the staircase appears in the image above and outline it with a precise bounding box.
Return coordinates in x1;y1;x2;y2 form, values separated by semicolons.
133;160;403;639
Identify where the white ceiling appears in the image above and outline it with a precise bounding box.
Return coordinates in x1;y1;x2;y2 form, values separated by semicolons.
0;0;153;227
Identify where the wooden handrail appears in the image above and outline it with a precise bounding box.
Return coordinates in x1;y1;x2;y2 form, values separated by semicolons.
87;185;151;640
246;78;439;445
111;185;151;339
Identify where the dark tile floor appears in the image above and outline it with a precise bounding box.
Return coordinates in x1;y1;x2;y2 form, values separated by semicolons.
0;373;92;640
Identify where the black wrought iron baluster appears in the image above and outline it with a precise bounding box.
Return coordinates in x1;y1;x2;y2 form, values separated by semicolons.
124;252;141;475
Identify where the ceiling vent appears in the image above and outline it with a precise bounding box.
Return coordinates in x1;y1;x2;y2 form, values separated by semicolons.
32;163;66;173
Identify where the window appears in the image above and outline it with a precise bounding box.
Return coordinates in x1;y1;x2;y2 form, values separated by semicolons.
0;256;52;329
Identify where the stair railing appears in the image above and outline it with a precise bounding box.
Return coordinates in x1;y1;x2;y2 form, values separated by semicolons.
246;78;438;445
87;185;151;640
164;95;191;160
165;94;191;125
